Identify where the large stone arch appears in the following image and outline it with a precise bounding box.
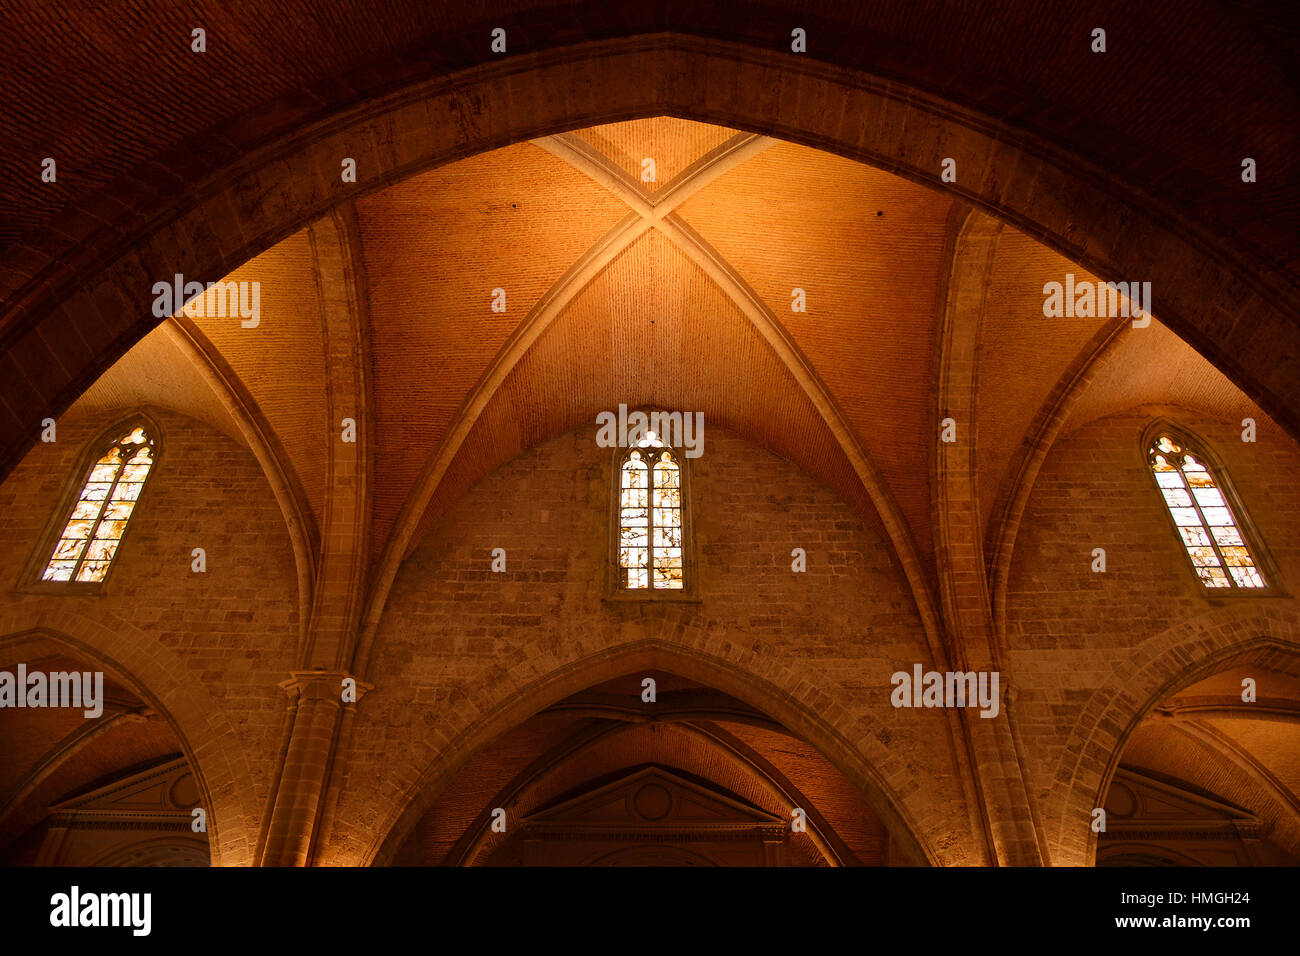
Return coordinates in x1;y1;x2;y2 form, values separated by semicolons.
0;607;263;866
349;638;957;868
1047;607;1300;865
2;34;1296;486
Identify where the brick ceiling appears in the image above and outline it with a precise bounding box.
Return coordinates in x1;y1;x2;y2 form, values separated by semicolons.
3;0;1297;271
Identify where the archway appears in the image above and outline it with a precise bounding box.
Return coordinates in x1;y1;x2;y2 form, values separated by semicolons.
0;611;263;866
389;671;907;866
1096;655;1300;867
0;632;209;865
1049;614;1300;865
358;641;941;867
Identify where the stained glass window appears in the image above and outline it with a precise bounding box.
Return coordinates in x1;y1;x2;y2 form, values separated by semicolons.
618;430;684;589
1147;434;1265;590
42;425;154;583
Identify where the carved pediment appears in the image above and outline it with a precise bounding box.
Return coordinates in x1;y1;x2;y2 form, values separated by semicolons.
524;765;784;836
49;756;199;829
1103;768;1261;839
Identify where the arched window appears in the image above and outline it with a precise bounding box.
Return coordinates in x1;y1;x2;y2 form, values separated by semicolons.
41;424;155;584
1146;431;1266;590
616;429;687;591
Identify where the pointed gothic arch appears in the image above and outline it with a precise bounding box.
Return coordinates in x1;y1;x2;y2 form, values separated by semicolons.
607;411;697;597
1140;420;1281;595
23;412;163;593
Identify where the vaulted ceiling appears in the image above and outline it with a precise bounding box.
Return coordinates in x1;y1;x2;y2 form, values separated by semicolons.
67;117;1271;623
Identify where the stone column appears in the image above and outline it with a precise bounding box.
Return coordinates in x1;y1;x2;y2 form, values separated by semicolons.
260;670;369;866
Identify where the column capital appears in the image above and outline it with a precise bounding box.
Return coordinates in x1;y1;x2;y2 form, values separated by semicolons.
278;670;373;705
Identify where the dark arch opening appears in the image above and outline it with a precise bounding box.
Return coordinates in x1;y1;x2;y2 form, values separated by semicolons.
386;669;917;866
0;630;211;867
